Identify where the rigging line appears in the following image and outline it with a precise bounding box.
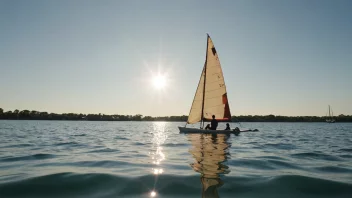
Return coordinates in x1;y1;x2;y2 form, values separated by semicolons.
232;117;244;128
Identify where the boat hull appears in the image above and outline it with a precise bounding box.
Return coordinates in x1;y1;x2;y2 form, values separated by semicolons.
178;126;240;135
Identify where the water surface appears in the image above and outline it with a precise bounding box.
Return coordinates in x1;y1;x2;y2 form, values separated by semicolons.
0;121;351;197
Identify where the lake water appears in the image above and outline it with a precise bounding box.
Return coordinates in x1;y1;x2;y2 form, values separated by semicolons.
0;121;351;198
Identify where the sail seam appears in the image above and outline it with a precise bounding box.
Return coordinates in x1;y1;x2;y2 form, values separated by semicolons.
206;79;225;84
204;104;225;108
205;88;227;93
204;95;225;100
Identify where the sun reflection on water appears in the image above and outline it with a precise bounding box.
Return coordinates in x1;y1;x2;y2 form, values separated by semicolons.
147;122;168;197
150;190;157;197
149;122;167;166
151;146;165;165
153;168;164;175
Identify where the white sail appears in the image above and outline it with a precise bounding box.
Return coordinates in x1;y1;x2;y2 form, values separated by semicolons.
187;35;231;124
203;35;231;122
187;67;205;124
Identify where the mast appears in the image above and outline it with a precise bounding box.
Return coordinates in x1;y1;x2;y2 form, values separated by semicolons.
329;105;331;118
200;34;209;128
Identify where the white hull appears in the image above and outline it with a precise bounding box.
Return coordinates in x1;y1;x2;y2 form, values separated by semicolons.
178;126;240;135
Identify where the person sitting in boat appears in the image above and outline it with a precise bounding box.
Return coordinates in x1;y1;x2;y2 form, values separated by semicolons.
234;127;240;132
225;123;230;130
210;115;218;130
205;124;211;130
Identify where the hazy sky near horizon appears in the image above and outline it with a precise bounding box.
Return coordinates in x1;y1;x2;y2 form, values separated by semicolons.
1;0;351;116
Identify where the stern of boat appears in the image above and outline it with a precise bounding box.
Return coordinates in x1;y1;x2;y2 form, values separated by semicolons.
178;126;188;133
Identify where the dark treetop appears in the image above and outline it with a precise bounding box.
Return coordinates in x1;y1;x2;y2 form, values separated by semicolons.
1;108;351;122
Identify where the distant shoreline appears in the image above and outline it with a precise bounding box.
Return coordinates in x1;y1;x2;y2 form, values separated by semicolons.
1;108;351;122
1;119;352;123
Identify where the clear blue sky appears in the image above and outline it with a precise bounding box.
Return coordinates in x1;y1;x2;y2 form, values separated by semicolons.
1;0;351;116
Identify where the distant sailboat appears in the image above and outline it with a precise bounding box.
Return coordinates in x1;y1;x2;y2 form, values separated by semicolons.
326;105;335;123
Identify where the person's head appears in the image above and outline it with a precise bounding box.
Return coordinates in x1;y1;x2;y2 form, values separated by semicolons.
226;123;229;126
212;115;215;119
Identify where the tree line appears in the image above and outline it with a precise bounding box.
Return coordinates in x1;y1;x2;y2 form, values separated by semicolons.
0;108;351;122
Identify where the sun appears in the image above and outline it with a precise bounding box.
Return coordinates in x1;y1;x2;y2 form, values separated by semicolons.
152;74;167;89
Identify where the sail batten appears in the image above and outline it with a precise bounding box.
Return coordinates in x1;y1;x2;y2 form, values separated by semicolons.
187;35;231;124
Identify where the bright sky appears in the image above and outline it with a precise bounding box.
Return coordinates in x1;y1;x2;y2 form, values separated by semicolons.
1;0;351;116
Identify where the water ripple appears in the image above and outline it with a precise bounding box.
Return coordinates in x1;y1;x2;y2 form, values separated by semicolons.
0;154;57;162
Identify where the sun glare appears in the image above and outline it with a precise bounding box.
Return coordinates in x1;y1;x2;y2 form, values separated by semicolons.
152;74;167;89
150;191;156;197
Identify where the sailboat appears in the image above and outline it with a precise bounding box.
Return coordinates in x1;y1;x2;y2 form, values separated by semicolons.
179;34;253;134
326;105;335;123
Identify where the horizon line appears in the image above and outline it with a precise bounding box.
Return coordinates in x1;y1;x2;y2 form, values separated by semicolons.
0;108;350;117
